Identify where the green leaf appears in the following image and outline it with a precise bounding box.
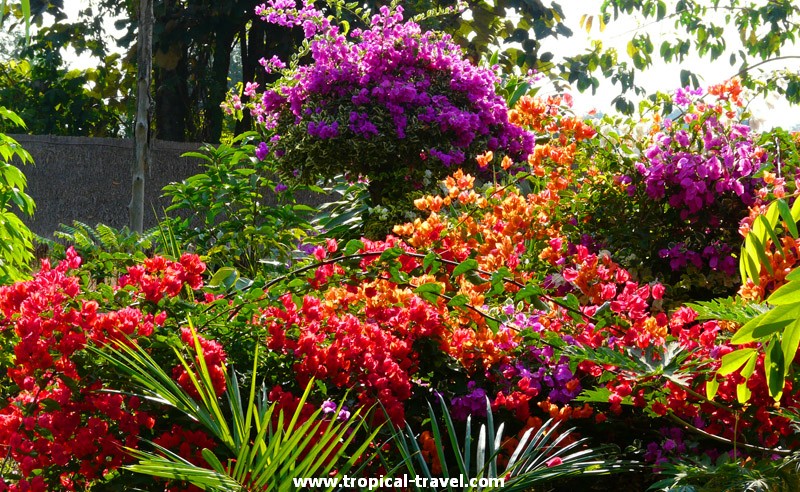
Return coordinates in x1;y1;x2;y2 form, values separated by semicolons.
786;268;800;281
716;348;756;376
486;316;500;334
448;294;469;307
414;283;443;301
342;239;364;255
515;284;542;302
452;258;479;277
781;316;800;378
777;198;798;238
464;270;488;286
414;283;442;294
575;387;612;403
767;280;800;305
765;338;785;400
706;377;719;400
746;232;774;276
379;247;404;262
209;267;239;288
732;304;799;344
423;252;439;273
736;381;751;404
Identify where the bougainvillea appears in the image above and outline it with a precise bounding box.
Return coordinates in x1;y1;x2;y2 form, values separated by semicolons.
0;249;226;491
5;69;800;490
634;80;771;278
240;1;534;210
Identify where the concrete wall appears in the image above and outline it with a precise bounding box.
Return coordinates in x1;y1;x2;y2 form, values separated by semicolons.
10;135;206;238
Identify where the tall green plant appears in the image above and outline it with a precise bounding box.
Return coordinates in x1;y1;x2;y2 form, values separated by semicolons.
389;395;633;491
712;196;800;403
92;328;382;491
162;132;317;278
0;107;34;283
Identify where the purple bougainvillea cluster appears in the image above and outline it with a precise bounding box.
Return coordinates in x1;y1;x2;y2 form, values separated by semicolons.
633;88;769;276
243;1;533;204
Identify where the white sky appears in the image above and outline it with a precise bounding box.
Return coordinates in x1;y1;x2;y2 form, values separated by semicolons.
60;0;799;129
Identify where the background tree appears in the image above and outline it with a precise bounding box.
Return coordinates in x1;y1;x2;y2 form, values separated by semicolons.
569;0;800;113
3;0;799;140
131;0;152;233
0;1;135;136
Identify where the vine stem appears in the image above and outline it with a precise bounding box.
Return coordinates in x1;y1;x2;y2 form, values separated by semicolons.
202;247;592;328
265;248;591;322
667;412;790;456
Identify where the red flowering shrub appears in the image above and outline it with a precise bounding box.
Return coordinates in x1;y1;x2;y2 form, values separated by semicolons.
0;248;225;491
173;327;227;399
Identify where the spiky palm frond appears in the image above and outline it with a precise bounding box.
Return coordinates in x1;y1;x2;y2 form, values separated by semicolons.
91;328;381;491
390;395;636;492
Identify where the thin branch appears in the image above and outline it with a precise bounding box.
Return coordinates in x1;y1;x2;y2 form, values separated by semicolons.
667;412;791;456
732;55;800;80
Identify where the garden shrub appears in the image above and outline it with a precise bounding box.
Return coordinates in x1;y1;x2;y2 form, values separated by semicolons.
0;249;227;491
233;1;534;235
0;108;35;284
162;132;317;278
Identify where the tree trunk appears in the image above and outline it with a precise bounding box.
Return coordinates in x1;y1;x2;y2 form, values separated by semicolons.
131;0;153;233
153;0;189;142
207;26;236;143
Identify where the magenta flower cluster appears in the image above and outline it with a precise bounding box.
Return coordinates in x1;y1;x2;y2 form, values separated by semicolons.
634;93;768;275
247;1;533;192
635;116;764;220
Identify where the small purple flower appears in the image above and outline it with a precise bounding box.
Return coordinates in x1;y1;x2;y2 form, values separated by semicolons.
275;182;288;193
321;399;337;414
255;142;269;161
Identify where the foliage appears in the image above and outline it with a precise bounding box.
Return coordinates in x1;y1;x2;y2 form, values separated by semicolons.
391;395;633;491
597;0;800;108
0;107;34;283
312;175;371;241
162;133;317;278
40;220;163;283
648;451;800;492
0;0;30;42
0;52;132;137
94;334;381;491
715;196;800;404
52;221;160;256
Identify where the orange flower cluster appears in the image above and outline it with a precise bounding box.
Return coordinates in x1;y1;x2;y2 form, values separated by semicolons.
707;77;744;107
395;169;568;368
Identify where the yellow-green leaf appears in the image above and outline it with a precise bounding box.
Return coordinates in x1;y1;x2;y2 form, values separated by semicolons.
766;338;785;401
781;317;800;377
733;304;799;344
717;348;756;376
736;381;751;403
767;280;800;305
777;198;798;238
706;377;719;400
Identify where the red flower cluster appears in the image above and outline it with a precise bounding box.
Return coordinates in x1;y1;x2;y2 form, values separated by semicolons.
263;288;445;425
119;253;206;302
152;424;218;492
0;249;209;490
172;327;228;399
